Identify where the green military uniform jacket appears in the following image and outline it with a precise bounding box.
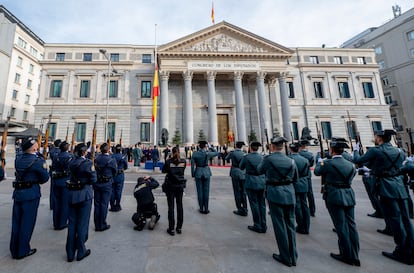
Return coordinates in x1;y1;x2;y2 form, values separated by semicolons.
191;148;218;178
225;149;245;180
353;143;407;199
289;153;309;193
257;152;297;205
240;151;265;190
314;155;356;206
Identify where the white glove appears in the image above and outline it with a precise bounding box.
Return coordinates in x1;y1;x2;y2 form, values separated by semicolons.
358;166;370;173
317;158;324;163
407;156;414;162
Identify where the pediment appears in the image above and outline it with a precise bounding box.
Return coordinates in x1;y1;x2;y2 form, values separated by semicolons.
158;21;293;58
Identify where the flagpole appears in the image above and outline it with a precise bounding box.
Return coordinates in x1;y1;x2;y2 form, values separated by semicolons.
152;24;158;146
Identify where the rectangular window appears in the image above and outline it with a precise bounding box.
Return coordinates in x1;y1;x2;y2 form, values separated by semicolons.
371;121;382;132
321;121;332;140
291;122;299;140
83;53;92;61
410;48;414;58
142;54;152;63
56;53;65;61
110;53;119;62
356;57;366;64
141;81;152;98
17;56;23;67
407;30;414;41
140;122;150;142
80;80;90;98
17;37;27;49
12;90;18;100
392;117;399;129
49;123;57;140
375;46;382;55
382;77;389;87
50;80;63;97
29;64;34;73
23;111;28;120
75;123;86;142
107;122;116;142
14;73;21;84
287;81;295;98
378;60;385;70
310;56;319;64
10;107;16;118
313;81;324;98
27;79;32;89
338;82;350;98
25;94;30;104
30;46;37;58
384;94;393;104
362;82;375;98
346;121;356;139
109;80;118;97
333;56;343;64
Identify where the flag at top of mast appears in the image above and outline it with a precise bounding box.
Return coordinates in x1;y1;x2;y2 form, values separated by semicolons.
211;1;215;24
151;63;159;123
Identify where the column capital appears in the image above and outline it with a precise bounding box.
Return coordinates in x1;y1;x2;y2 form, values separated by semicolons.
182;70;193;81
160;70;170;80
233;71;244;81
267;76;277;87
256;71;267;80
278;72;289;80
206;71;217;80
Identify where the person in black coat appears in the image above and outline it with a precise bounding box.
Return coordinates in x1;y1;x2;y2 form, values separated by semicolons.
162;147;187;236
110;144;128;212
66;143;97;262
132;176;160;231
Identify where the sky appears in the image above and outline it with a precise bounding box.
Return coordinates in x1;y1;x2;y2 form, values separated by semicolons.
2;0;414;47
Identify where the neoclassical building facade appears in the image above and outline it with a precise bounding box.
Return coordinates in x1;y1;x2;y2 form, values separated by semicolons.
35;22;392;148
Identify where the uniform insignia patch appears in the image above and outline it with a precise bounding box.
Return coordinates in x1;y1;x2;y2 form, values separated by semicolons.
43;163;48;169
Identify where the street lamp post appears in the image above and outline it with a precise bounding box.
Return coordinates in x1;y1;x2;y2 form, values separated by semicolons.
99;49;117;143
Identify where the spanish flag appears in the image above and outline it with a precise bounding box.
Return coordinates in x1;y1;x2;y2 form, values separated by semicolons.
211;2;215;24
151;64;159;123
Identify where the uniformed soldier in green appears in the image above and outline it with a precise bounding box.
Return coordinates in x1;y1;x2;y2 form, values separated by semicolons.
240;141;266;233
258;137;298;267
191;141;218;214
225;141;247;216
353;129;414;265
298;140;316;217
289;142;310;234
314;137;360;266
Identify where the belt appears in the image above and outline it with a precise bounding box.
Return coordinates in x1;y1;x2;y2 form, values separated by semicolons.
327;183;351;189
52;171;70;178
97;177;112;183
266;181;292;186
13;181;36;189
117;170;124;174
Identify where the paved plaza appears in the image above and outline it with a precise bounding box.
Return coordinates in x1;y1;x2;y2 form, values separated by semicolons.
0;163;413;273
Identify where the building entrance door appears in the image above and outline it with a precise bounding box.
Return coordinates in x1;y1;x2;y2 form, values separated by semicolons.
217;114;229;146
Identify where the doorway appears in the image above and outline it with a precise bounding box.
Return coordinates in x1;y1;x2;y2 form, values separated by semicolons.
217;114;229;146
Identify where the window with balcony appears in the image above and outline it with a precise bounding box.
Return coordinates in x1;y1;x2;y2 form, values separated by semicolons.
56;53;65;61
50;80;63;97
142;54;152;63
141;81;152;98
362;82;375;98
338;82;350;98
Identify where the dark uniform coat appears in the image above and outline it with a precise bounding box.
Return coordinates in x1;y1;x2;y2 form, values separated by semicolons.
66;156;97;261
93;153;117;230
226;148;247;214
10;152;49;259
299;149;316;216
191;147;218;213
110;152;128;211
258;151;298;266
314;155;359;263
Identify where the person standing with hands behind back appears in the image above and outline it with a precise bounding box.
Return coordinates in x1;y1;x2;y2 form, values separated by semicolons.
162;147;187;236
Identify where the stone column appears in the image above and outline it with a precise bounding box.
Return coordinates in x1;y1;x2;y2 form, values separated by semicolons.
207;71;218;145
278;73;292;141
159;70;170;135
183;71;194;145
256;72;271;144
234;71;247;143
